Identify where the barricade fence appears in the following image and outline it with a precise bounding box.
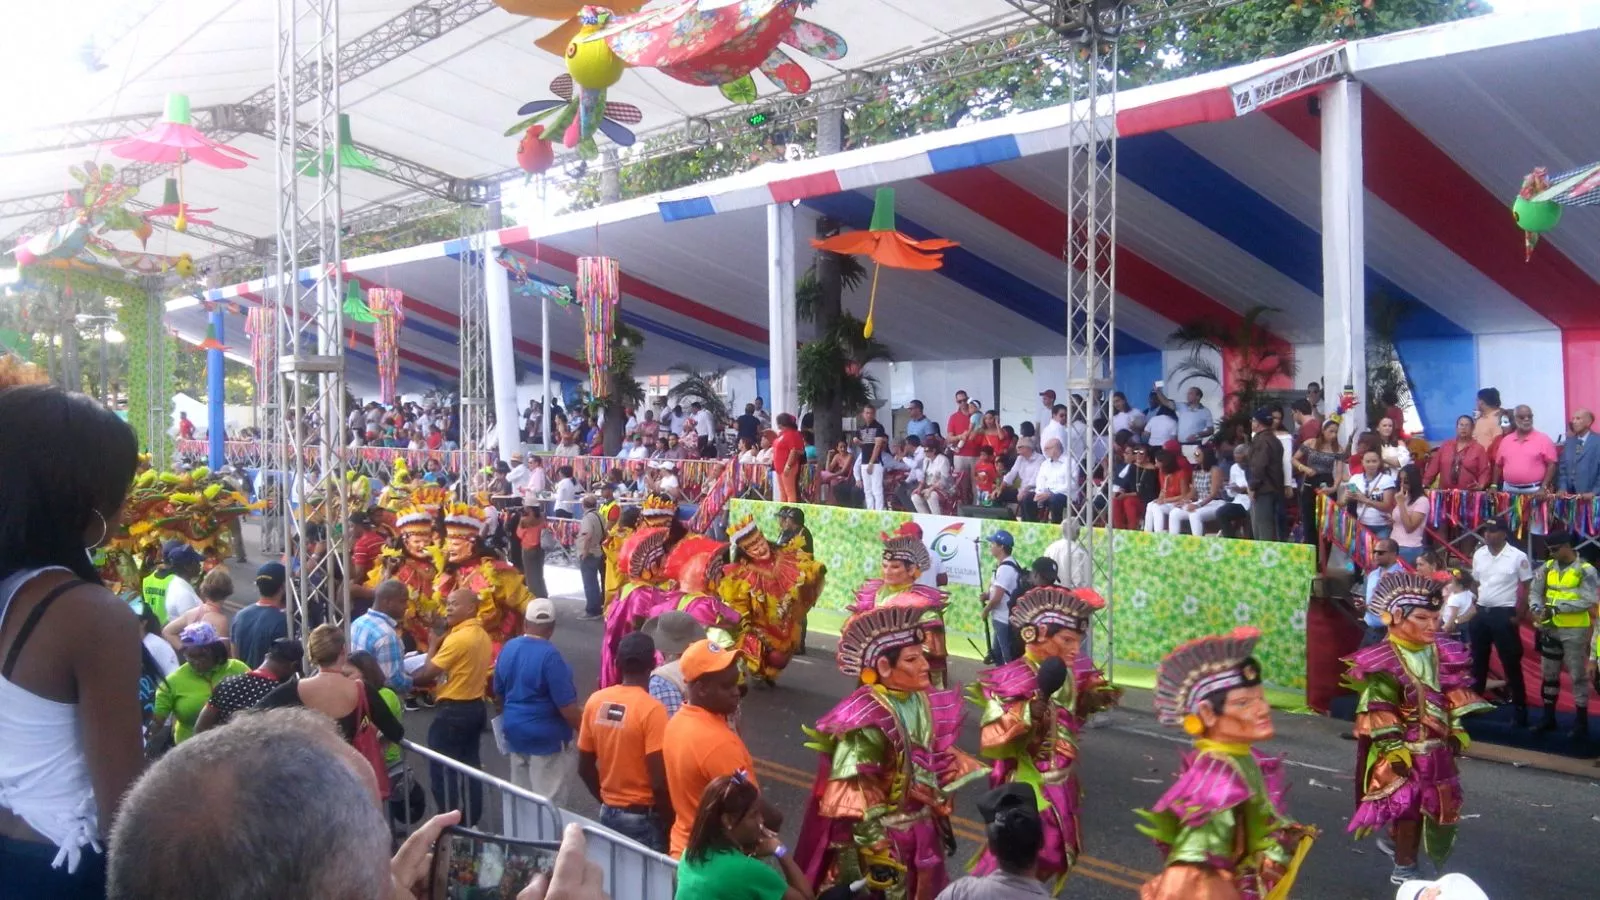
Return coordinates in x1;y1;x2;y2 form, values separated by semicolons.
397;740;678;900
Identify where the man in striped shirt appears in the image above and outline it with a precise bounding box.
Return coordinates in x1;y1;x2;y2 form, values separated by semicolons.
351;580;412;695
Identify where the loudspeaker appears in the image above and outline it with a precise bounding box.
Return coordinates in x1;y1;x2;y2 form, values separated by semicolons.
957;505;1016;521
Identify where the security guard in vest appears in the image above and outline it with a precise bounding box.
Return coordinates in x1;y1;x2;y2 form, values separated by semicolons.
1530;532;1599;740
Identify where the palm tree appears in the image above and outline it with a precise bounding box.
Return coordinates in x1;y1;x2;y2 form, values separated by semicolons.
1167;305;1296;437
799;311;893;424
796;245;869;453
666;364;733;431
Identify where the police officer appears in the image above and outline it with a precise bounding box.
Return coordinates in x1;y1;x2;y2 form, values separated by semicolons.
1531;532;1599;740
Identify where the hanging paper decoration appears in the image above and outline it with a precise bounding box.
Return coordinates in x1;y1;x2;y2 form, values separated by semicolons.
297;114;380;177
197;322;229;352
516;124;557;177
496;248;576;305
507;74;643;158
809;187;957;339
342;280;380;323
245;305;277;405
107;92;253;235
174;253;196;278
143;177;217;241
1513;161;1600;260
492;0;650;56
368;288;405;405
593;0;848;99
577;256;620;396
9;162;141;266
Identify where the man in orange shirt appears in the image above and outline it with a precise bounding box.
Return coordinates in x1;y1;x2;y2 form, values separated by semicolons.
578;632;672;852
661;639;781;858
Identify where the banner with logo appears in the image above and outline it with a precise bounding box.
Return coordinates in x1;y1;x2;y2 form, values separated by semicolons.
729;499;1316;696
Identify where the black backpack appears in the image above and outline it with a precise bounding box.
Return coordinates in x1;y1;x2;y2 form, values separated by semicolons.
998;558;1033;611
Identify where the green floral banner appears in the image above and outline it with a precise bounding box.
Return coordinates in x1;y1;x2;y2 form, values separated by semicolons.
731;500;1316;697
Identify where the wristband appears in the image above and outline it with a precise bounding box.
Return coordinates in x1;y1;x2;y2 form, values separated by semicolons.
773;844;788;859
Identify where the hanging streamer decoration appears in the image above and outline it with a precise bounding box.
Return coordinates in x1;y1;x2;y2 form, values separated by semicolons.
244;306;276;406
577;256;620;397
369;288;405;405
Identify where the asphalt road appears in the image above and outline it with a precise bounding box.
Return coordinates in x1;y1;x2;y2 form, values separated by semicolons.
224;526;1600;899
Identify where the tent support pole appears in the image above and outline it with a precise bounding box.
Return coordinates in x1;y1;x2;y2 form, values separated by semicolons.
767;202;798;418
485;237;520;459
1320;78;1366;445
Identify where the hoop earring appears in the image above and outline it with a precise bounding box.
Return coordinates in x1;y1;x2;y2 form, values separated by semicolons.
87;510;108;550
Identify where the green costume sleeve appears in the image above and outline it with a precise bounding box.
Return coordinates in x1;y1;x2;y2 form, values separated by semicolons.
1164;806;1239;867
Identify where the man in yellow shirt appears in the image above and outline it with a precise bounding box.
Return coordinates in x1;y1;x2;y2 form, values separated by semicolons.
412;588;494;824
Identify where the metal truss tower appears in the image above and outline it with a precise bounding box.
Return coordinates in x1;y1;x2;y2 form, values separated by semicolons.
457;205;489;476
273;0;349;641
141;275;171;470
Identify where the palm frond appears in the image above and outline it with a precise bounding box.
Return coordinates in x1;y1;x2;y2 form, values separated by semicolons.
666;364;733;426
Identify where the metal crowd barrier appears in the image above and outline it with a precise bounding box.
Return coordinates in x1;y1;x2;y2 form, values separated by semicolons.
397;740;678;900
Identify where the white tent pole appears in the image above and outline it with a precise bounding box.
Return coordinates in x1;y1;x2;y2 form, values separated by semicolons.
767;202;798;417
1320;79;1366;446
485;244;521;457
541;293;551;448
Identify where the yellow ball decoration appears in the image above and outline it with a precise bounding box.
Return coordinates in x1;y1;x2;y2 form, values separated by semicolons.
1182;714;1205;737
566;32;624;91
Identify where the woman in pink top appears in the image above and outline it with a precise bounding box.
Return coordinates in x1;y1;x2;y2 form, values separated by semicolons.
1390;465;1430;566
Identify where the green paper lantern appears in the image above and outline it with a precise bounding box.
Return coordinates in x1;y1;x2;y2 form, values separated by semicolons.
1512;195;1562;234
297;114;379;177
162;178;180;206
164;92;192;126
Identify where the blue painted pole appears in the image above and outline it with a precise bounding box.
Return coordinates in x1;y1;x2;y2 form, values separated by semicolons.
207;308;225;470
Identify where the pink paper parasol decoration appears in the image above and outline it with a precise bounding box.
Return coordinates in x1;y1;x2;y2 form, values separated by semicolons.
109;93;252;233
368;288;406;405
577;257;619;397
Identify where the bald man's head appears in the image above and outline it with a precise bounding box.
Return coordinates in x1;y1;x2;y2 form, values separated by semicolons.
108;708;390;900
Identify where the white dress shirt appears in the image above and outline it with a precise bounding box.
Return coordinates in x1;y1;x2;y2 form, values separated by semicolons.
1039;420;1070;454
1143;414;1178;447
1472;544;1532;609
1004;453;1043;492
1113;409;1145;437
1035;457;1076;495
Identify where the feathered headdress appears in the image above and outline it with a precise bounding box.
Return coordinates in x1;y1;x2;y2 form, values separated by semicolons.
836;605;927;682
395;485;451;532
1012;586;1105;643
1368;571;1443;622
1153;627;1262;732
880;531;931;572
664;535;728;594
619;526;670;578
442;502;485;532
640;491;677;523
727;514;763;550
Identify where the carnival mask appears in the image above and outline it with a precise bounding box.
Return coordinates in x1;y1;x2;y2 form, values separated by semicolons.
1025;626;1082;667
444;529;477;565
1196;682;1274;744
1388;606;1441;646
881;558;916;588
402;530;434;561
743;539;772;563
873;643;932;693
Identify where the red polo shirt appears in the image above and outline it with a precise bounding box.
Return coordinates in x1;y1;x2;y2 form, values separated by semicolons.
771;427;805;473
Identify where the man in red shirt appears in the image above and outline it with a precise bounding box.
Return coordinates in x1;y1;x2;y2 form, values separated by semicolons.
425;424;444;450
1423;414;1492;490
947;390;974;476
770;412;805;503
1291;399;1321;444
178;411;195;440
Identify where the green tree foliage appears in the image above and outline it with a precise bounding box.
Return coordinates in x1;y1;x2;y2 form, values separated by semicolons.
666;364;733;429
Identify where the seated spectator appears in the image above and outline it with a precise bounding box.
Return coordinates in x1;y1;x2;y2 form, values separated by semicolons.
1110;443;1150;529
674;772;813;900
579;632;674;852
1001;439;1042;515
817;441;851;505
936;783;1046;900
1033;439;1075;524
1143;447;1192;533
912;438;955;515
151;622;248;746
1171;444;1226;535
193;638;304;735
1214;443;1254;538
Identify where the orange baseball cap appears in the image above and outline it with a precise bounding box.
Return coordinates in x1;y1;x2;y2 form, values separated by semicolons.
680;638;738;682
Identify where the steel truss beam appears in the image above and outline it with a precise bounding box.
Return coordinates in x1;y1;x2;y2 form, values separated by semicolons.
456;206;489;473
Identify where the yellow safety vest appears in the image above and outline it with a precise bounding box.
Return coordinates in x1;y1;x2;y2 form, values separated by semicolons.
1544;563;1591;629
141;571;175;624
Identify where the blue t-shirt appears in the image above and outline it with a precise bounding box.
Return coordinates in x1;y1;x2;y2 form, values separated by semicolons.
232;604;288;669
493;636;578;755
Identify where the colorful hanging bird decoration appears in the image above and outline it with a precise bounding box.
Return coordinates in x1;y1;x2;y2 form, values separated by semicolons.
296;114;380;177
577;256;620;397
9;162;141;266
368;288;405;405
516;125;557;177
174;253;197;279
107;93;253;234
1512;161;1600;261
506;72;643;159
590;0;848;101
492;0;651;57
496;248;576;306
810;187;956;339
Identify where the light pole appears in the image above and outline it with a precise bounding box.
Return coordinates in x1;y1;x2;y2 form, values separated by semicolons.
75;313;118;405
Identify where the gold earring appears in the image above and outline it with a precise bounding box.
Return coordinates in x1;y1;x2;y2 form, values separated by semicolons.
1182;714;1204;736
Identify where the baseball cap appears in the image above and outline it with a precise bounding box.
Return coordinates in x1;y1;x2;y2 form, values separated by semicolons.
1482;517;1508;533
643;611;703;658
988;529;1015;549
976;782;1038;826
256;562;287;595
166;545;203;569
1548;530;1575;548
617;632;657;667
680;638;738;682
1395;873;1488;900
179;621;221;647
524;597;556;625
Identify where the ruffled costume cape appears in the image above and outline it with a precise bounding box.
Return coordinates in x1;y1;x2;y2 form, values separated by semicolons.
966;654;1121;893
599;580;671;688
1342;636;1491;867
795;685;987;900
1134;744;1314;900
722;548;825;684
852;581;950;689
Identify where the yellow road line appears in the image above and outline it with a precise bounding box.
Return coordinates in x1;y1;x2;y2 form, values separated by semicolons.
753;759;1148;893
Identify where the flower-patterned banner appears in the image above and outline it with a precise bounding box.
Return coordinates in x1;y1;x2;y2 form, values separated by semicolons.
729;499;1317;695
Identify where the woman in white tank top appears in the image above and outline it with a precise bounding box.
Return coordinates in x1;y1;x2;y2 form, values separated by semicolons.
0;381;145;898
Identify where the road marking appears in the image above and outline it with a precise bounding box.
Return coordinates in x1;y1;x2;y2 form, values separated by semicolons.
1109;725;1347;774
752;756;1151;891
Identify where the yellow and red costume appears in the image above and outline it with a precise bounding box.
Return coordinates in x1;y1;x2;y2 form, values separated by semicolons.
722;514;824;685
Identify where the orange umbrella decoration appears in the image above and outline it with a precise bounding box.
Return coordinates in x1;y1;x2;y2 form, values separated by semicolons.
809;187;956;339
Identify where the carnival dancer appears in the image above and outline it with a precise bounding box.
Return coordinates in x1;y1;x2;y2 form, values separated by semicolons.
367;485;452;648
601;506;641;615
967;587;1120;892
722;515;825;686
1135;627;1315;900
850;524;949;689
600;526;673;687
430;502;531;652
1345;572;1492;885
795;605;987;900
1530;531;1598;740
662;535;744;639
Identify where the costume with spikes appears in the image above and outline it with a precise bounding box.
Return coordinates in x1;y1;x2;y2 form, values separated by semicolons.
850;530;950;689
600;526;674;687
1343;573;1490;872
967;587;1120;893
722;515;825;685
602;492;672;613
795;606;986;900
1135;629;1314;900
661;535;743;639
365;485;451;647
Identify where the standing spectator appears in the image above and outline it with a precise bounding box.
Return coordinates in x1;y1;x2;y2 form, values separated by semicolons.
192;638;304;735
752;396;772;429
150;623;249;746
1247;408;1286;541
674;773;813;900
854;403;889;511
494;598;583;807
1359;540;1405;647
1039;404;1071;460
258;625;404;759
1391;465;1431;566
1142;390;1179;447
1172;445;1226;535
161;567;234;652
982;531;1021;664
1473;387;1510;451
157;545;205;625
177;410;195;440
1493;405;1558;501
576;495;607;620
552;465;582;518
1377;389;1406;438
1036;388;1057;437
904;399;937;440
517;502;550;599
1529;532;1598;738
410;588;494;824
937;783;1047;900
691;402;715;450
1294;418;1345;544
1557;408;1600;497
948;390;975;476
1032;439;1074;524
350;580;412;695
1421;415;1493;491
1111;391;1144;436
1375;417;1412;474
1143;447;1192;533
1305;381;1325;415
735;404;761;448
645;611;702;718
1343;450;1397;538
1175;386;1215;452
578;632;673;851
1470;518;1532;724
772;413;806;504
0;381;143;893
1045;518;1092;588
663;639;778;858
1291;399;1322;444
